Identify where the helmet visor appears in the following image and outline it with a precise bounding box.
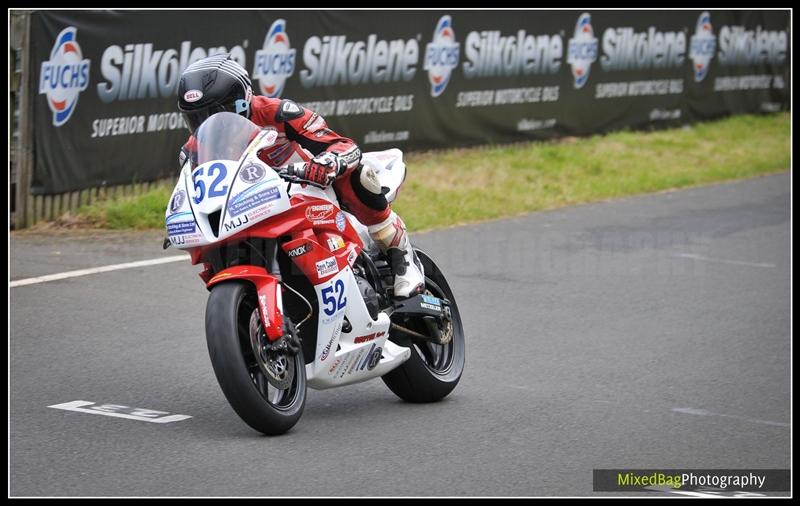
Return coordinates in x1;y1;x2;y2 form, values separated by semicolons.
181;103;229;134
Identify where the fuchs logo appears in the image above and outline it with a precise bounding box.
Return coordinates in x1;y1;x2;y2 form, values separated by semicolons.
424;15;460;97
567;13;598;89
39;27;91;126
689;11;716;82
253;19;296;97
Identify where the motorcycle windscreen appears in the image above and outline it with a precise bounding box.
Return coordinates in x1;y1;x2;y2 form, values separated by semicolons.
194;112;261;166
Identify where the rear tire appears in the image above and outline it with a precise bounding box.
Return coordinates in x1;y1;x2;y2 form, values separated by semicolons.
382;249;465;403
206;281;306;435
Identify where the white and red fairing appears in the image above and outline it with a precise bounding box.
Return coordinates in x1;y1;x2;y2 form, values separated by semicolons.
164;113;411;389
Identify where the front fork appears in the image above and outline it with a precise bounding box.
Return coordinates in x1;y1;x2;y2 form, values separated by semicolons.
206;265;285;342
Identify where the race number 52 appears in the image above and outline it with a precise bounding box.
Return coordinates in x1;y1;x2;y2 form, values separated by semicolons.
192;163;229;204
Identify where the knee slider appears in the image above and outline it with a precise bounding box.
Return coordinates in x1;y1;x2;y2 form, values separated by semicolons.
351;166;388;211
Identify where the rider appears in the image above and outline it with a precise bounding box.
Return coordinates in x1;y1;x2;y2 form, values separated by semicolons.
176;53;424;299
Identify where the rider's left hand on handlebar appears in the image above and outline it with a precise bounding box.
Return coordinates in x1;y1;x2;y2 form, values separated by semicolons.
301;152;346;188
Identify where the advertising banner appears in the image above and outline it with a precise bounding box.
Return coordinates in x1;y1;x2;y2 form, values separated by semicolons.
29;10;790;194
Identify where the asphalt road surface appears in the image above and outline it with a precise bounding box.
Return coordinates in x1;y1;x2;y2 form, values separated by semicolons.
10;173;791;497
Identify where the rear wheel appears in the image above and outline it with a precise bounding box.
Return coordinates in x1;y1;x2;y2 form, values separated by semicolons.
382;249;465;402
206;281;306;435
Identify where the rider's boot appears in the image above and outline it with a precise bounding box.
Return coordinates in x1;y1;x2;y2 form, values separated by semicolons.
368;211;425;299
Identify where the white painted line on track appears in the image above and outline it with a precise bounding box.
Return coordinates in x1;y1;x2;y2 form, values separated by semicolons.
672;407;789;427
672;253;776;268
48;400;192;423
10;255;187;288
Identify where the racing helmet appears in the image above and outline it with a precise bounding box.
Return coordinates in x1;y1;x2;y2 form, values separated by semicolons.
177;53;253;134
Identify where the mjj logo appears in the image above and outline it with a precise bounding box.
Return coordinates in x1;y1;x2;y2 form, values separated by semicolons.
223;214;249;232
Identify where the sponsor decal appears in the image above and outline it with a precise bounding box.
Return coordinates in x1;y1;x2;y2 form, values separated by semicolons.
238;162;266;184
316;257;339;278
354;331;386;344
305;204;335;223
463;29;563;78
421;302;443;312
170;189;186;212
253;19;296;97
347;248;358;267
166;221;196;236
600;26;686;71
335;212;346;232
320;335;335;361
717;25;787;66
39;27;91;126
567;13;598;89
97;41;247;103
346;350;366;375
287;242;312;257
689;12;716;82
263;128;278;146
300;34;419;87
357;343;377;371
228;185;281;217
258;294;269;321
328;357;343;374
327;235;345;251
424;15;460;97
282;100;301;115
320;320;342;361
421;294;441;306
183;89;203;102
367;347;382;370
222;214;250;233
166;211;193;223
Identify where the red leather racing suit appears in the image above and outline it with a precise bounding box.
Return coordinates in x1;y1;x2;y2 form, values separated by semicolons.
180;96;391;226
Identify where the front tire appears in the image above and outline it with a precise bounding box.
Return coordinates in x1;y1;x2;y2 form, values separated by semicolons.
206;281;306;435
382;249;466;402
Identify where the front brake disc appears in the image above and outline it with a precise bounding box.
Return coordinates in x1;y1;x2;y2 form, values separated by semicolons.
249;309;295;390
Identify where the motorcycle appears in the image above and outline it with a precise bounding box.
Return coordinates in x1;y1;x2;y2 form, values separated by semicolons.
164;112;465;435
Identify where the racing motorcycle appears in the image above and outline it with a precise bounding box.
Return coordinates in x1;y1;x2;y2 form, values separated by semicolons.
164;112;465;435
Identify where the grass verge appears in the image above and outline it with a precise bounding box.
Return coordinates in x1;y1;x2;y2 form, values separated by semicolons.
56;112;789;233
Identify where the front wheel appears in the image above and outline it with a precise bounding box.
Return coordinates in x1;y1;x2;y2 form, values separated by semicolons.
206;281;306;435
382;249;466;402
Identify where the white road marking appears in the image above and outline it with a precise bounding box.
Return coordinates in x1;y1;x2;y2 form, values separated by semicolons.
672;253;776;268
672;407;789;427
10;255;187;288
48;400;191;423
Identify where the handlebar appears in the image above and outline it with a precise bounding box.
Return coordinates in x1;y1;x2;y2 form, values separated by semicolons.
277;162;328;189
